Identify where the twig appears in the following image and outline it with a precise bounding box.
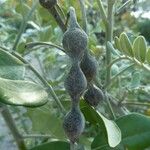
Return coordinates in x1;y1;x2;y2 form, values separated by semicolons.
1;106;27;150
0;46;66;115
122;102;150;107
116;0;132;15
25;42;66;54
107;56;130;69
48;6;67;32
96;0;108;27
55;4;66;21
108;63;135;87
70;142;76;150
78;0;88;33
23;134;52;139
105;93;116;120
105;0;115;87
13;1;38;50
12;52;66;114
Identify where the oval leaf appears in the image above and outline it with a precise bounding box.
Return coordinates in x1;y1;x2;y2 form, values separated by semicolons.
27;105;66;139
114;36;122;52
133;36;147;63
30;141;70;150
146;47;150;64
107;41;120;56
119;33;133;57
0;49;25;80
0;77;48;107
117;113;150;150
92;113;150;150
80;101;121;148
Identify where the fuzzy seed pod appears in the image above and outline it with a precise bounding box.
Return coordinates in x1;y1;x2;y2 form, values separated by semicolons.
63;105;85;143
64;62;87;100
62;7;88;60
84;84;104;107
80;51;98;82
39;0;57;9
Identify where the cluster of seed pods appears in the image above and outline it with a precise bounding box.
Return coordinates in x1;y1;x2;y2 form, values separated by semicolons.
81;48;104;107
62;7;88;144
63;6;104;144
39;0;104;144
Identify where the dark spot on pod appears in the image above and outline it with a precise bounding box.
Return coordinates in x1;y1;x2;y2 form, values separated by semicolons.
84;84;104;107
80;51;98;82
39;0;57;9
63;105;85;143
64;62;87;100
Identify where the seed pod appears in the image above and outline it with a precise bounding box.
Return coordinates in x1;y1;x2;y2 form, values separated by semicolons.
63;104;85;143
62;7;88;60
84;84;104;107
39;0;57;9
80;50;98;82
64;61;87;100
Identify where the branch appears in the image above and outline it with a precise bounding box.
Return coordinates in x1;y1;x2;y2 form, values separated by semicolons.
96;0;108;27
13;1;38;50
23;134;52;139
122;102;150;107
48;6;67;32
25;42;66;55
116;0;132;15
105;0;115;87
0;46;66;115
109;63;135;85
1;105;27;150
78;0;88;33
107;56;130;69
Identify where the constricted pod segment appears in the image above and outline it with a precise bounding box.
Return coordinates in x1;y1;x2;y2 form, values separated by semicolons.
63;103;85;143
80;50;98;82
64;61;87;100
84;84;104;107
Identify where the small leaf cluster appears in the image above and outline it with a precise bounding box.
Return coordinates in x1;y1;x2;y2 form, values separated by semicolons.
115;32;150;64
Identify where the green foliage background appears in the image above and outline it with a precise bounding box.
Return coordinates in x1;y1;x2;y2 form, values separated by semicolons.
0;0;150;150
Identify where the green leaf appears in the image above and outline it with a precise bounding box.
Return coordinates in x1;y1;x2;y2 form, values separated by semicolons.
130;72;141;89
107;41;120;56
111;64;119;76
0;49;25;80
27;105;66;139
30;141;70;150
114;36;121;52
133;36;147;63
117;113;150;150
0;77;48;107
146;47;150;64
91;133;124;150
80;101;121;148
17;42;26;54
15;3;30;17
92;113;150;150
119;33;133;57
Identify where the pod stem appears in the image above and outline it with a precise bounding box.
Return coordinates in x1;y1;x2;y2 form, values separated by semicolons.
78;0;88;33
69;7;80;29
70;141;76;150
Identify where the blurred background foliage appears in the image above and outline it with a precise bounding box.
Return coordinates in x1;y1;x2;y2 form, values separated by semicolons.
0;0;150;150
